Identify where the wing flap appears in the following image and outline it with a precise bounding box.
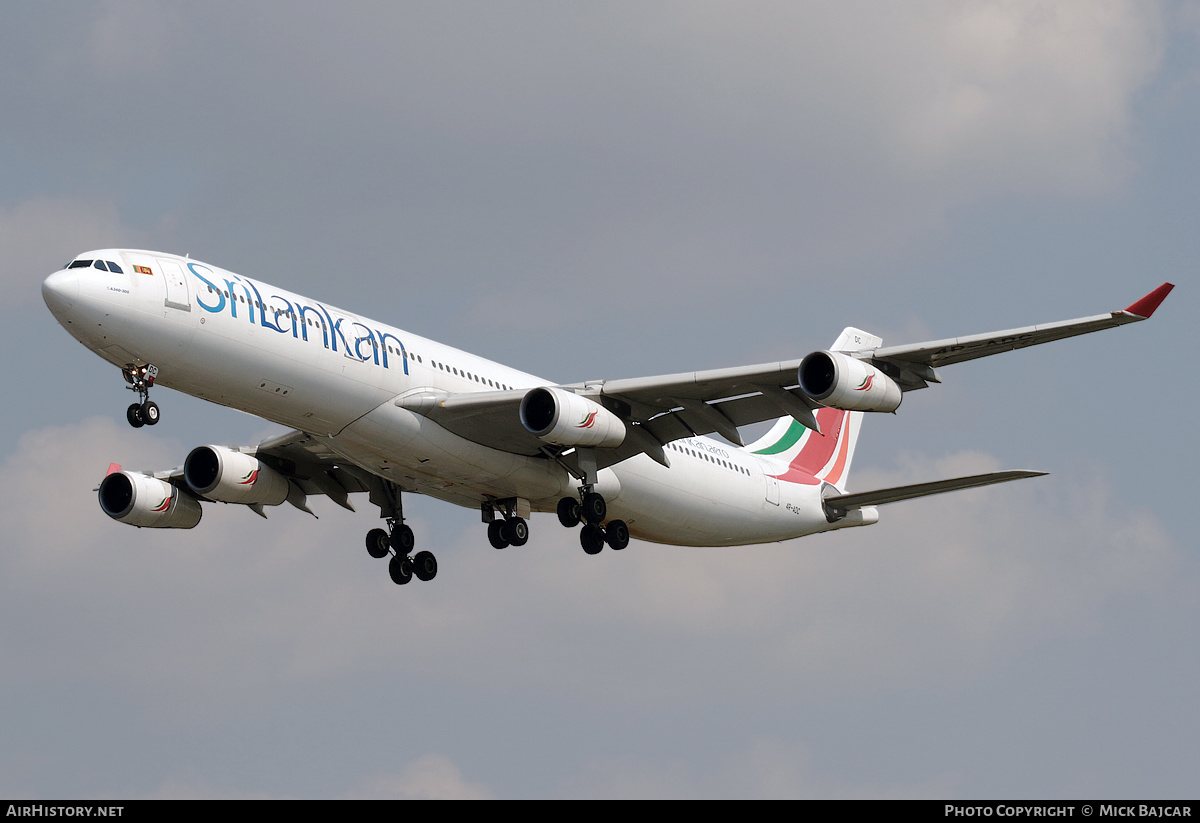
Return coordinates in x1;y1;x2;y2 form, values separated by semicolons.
252;429;374;506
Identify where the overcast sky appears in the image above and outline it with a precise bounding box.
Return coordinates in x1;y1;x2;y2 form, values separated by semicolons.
2;1;1196;799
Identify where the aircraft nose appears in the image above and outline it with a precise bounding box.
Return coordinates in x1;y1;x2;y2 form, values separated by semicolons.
42;269;81;319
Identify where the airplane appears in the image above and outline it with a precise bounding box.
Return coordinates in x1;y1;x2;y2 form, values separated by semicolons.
41;250;1173;587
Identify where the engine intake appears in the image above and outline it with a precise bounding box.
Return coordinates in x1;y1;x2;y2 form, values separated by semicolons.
99;471;202;529
520;387;626;449
184;445;291;505
798;350;902;413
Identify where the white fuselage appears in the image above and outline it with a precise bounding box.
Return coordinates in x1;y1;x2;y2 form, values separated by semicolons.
43;249;872;546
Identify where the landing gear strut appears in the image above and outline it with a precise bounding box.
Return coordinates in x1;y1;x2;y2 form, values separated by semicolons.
122;364;160;428
365;478;436;586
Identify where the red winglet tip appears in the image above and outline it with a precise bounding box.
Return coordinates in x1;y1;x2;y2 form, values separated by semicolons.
1124;282;1174;318
105;462;122;477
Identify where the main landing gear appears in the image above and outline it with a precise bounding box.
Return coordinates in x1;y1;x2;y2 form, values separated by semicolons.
482;498;530;550
556;489;629;554
122;363;161;428
365;479;436;586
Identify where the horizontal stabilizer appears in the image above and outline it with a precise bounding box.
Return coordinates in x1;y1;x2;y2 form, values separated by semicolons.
823;470;1046;511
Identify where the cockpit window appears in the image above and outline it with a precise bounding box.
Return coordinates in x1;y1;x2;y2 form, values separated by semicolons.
66;259;125;273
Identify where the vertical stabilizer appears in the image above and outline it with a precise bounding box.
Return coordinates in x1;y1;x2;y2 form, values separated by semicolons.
746;327;880;491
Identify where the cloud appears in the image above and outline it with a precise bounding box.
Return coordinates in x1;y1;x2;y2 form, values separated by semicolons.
561;737;960;798
1;420;1181;709
349;754;494;800
871;0;1163;194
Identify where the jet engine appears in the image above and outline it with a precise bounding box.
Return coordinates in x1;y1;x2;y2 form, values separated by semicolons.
519;387;626;449
798;351;903;413
98;470;203;528
184;445;291;505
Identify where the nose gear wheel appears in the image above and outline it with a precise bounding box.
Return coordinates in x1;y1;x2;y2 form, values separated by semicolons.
122;364;161;427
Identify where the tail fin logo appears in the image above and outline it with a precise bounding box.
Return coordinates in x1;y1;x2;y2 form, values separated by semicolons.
762;408;857;488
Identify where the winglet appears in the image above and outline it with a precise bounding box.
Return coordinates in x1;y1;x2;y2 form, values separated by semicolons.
1124;283;1174;318
105;462;122;476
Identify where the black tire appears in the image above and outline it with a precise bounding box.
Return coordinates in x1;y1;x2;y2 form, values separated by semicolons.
505;517;529;546
391;524;415;554
487;520;509;549
366;528;391;558
413;550;437;581
582;492;606;524
605;519;630;551
126;403;145;428
557;497;581;528
141;401;160;425
580;524;605;555
388;554;413;585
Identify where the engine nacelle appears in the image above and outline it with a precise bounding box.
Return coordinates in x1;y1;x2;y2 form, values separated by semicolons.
519;387;626;449
98;471;203;529
184;445;291;505
798;350;903;413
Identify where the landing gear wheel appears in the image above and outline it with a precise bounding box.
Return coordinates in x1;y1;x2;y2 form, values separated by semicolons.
582;492;606;525
366;528;391;559
557;497;581;528
488;520;509;549
503;517;529;546
389;554;413;585
580;524;605;555
391;524;415;554
123;364;159;428
141;401;160;426
605;519;630;551
412;550;438;581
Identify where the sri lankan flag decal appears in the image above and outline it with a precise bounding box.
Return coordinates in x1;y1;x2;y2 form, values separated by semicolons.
134;265;153;275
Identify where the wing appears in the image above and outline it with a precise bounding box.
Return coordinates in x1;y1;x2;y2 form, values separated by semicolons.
139;430;377;516
399;283;1173;471
97;429;387;528
865;282;1175;389
407;361;826;473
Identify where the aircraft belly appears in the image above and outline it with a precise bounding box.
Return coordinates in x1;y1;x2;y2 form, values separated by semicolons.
329;399;573;504
609;456;825;546
604;458;782;547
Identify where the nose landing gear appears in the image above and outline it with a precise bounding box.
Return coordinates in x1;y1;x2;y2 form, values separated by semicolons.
122;364;160;428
